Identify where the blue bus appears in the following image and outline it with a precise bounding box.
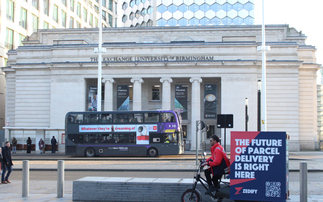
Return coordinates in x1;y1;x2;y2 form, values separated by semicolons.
65;110;184;157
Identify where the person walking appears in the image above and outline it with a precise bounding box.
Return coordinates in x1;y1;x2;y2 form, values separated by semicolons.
39;138;45;154
0;147;3;185
11;137;17;154
26;137;32;153
51;136;57;153
2;141;13;184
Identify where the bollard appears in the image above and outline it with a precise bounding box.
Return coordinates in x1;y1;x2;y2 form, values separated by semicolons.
22;160;29;197
57;160;65;198
300;161;308;202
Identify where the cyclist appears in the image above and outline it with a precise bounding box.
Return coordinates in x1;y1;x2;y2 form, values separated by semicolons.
202;135;230;194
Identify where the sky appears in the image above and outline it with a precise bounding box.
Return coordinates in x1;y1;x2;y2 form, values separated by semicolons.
254;0;323;65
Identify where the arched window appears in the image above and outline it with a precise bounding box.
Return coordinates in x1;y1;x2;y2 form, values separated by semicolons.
122;2;128;10
122;15;128;23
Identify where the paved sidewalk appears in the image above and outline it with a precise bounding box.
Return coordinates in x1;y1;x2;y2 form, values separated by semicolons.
1;151;322;201
9;152;323;172
0;180;323;202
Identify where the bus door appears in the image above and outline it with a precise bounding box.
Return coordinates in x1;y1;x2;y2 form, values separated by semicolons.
78;134;84;152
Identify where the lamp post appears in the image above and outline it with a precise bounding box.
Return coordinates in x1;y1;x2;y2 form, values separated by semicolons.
261;0;266;131
95;0;106;112
257;0;270;131
257;80;261;131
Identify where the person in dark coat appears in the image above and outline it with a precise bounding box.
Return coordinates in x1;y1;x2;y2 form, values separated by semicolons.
11;137;17;154
51;136;57;153
26;137;32;153
0;147;3;184
2;141;13;184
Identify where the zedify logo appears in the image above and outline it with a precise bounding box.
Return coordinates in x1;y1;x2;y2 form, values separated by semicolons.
235;187;243;195
234;187;258;195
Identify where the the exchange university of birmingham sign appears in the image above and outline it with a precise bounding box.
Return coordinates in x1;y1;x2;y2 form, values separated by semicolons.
90;55;215;62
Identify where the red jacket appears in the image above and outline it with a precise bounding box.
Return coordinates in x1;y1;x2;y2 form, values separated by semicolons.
206;143;230;168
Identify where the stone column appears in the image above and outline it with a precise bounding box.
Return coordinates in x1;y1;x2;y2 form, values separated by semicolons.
131;78;144;111
160;77;173;110
102;78;115;111
190;77;202;151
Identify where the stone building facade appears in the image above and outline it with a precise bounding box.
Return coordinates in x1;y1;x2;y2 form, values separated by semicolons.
2;25;320;151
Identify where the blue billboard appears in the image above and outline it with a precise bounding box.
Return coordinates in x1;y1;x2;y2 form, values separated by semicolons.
230;131;287;201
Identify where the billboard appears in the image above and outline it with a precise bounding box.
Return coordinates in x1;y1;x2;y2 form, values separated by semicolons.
230;131;286;201
117;85;129;111
204;84;217;119
175;85;188;119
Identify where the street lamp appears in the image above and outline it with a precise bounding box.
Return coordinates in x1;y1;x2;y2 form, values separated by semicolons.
257;80;261;131
257;0;270;131
95;0;106;112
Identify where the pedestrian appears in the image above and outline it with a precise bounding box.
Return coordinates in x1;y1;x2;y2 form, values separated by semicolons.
39;138;45;154
11;137;17;154
26;137;32;153
0;147;3;185
51;136;57;153
2;141;13;184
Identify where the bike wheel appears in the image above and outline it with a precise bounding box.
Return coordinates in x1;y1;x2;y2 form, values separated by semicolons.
181;188;202;202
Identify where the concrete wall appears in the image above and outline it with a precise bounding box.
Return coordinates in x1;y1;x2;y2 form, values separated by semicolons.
73;177;223;202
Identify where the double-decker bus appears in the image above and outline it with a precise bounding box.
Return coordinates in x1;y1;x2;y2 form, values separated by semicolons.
65;110;184;157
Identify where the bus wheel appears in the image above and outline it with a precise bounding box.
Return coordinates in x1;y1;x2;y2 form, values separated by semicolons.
85;148;95;157
147;148;158;157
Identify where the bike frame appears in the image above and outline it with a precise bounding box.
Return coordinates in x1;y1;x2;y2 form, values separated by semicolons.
189;160;219;200
183;154;230;202
190;160;229;199
192;164;210;191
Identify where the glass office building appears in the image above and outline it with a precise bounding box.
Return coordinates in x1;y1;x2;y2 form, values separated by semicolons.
120;0;254;27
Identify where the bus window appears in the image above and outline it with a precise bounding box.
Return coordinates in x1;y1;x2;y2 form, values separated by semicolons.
68;134;78;143
129;113;143;123
90;114;99;123
164;134;170;143
75;114;83;123
84;114;91;123
101;114;112;123
84;134;99;143
78;134;83;143
144;113;159;123
164;133;177;143
101;134;116;143
161;113;175;123
119;134;129;143
114;114;128;123
129;134;135;143
68;114;76;123
97;134;104;143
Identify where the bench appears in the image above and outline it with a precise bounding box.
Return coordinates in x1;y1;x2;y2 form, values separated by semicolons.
73;177;218;202
13;144;58;151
